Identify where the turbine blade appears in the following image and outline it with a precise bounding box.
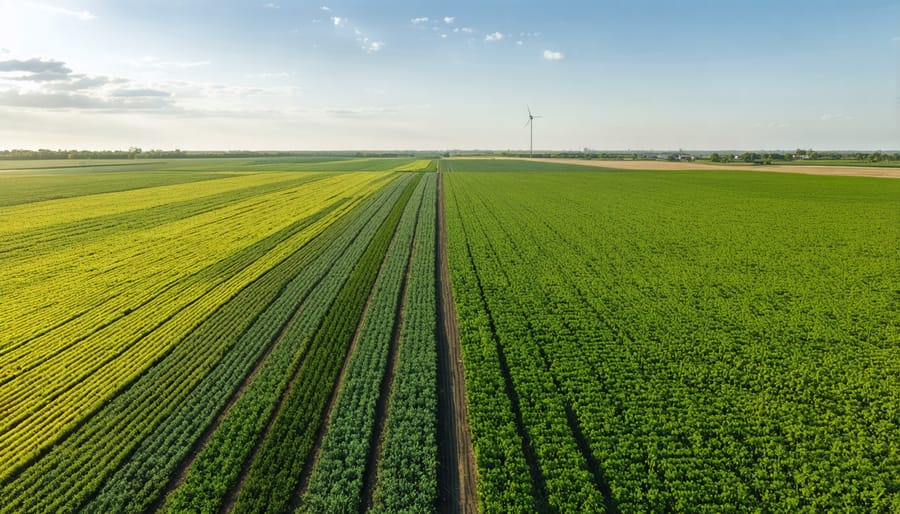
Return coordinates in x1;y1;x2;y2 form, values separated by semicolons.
524;119;531;128
527;105;532;117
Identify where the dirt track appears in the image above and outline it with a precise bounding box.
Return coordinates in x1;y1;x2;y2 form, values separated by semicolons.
469;157;900;178
436;171;478;514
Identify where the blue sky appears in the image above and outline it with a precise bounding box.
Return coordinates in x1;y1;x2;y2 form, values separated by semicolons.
0;0;897;150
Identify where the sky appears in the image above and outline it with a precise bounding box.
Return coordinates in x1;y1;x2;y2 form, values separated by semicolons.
0;0;898;151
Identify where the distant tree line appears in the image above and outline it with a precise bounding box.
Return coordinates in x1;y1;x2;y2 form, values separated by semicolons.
708;149;900;164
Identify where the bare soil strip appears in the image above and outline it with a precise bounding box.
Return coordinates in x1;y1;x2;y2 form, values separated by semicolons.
436;171;478;514
463;157;900;178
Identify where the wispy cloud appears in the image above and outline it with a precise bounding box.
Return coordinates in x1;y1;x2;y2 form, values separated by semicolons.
0;49;9;55
411;17;429;24
517;40;524;46
460;27;474;33
820;113;851;121
263;2;279;8
484;32;503;42
543;49;564;61
443;16;455;24
327;9;383;55
0;90;174;111
892;36;900;41
0;58;73;81
39;4;96;21
320;5;331;12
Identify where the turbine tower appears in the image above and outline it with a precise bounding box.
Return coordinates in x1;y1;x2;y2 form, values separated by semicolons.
524;105;542;158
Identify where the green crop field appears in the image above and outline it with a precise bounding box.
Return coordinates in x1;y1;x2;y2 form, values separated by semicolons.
0;156;897;512
443;159;900;512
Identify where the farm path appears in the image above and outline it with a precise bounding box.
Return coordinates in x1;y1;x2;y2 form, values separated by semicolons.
436;169;478;514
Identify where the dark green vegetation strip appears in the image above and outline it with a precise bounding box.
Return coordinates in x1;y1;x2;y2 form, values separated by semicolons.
371;173;439;513
0;180;396;514
445;164;900;511
299;174;427;512
229;174;422;514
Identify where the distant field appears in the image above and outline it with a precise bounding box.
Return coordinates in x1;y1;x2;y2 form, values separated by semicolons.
444;158;900;511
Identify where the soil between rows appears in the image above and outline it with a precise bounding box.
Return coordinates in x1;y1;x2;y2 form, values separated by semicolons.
436;170;478;514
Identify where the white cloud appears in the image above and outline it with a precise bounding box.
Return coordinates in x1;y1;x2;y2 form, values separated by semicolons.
820;113;851;121
363;41;384;53
40;4;96;21
543;49;564;60
444;16;455;24
461;27;473;33
516;40;524;46
0;49;9;54
411;17;429;24
441;34;447;39
320;5;331;11
264;2;279;8
892;36;900;41
484;32;503;42
331;16;345;27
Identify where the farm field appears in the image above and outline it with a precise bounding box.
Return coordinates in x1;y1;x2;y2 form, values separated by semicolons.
0;157;446;513
1;155;899;513
443;159;900;511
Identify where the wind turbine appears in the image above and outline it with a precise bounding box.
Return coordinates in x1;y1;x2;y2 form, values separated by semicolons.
524;105;542;158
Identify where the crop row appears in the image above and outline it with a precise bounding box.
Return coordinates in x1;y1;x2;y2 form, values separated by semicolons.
300;173;427;512
0;175;403;512
161;174;414;513
371;172;439;513
0;172;389;474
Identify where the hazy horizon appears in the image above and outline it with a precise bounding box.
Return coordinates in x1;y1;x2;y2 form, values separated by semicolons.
2;0;898;151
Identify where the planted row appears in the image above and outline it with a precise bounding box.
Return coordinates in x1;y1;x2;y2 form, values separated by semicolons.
300;173;426;512
371;173;439;513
